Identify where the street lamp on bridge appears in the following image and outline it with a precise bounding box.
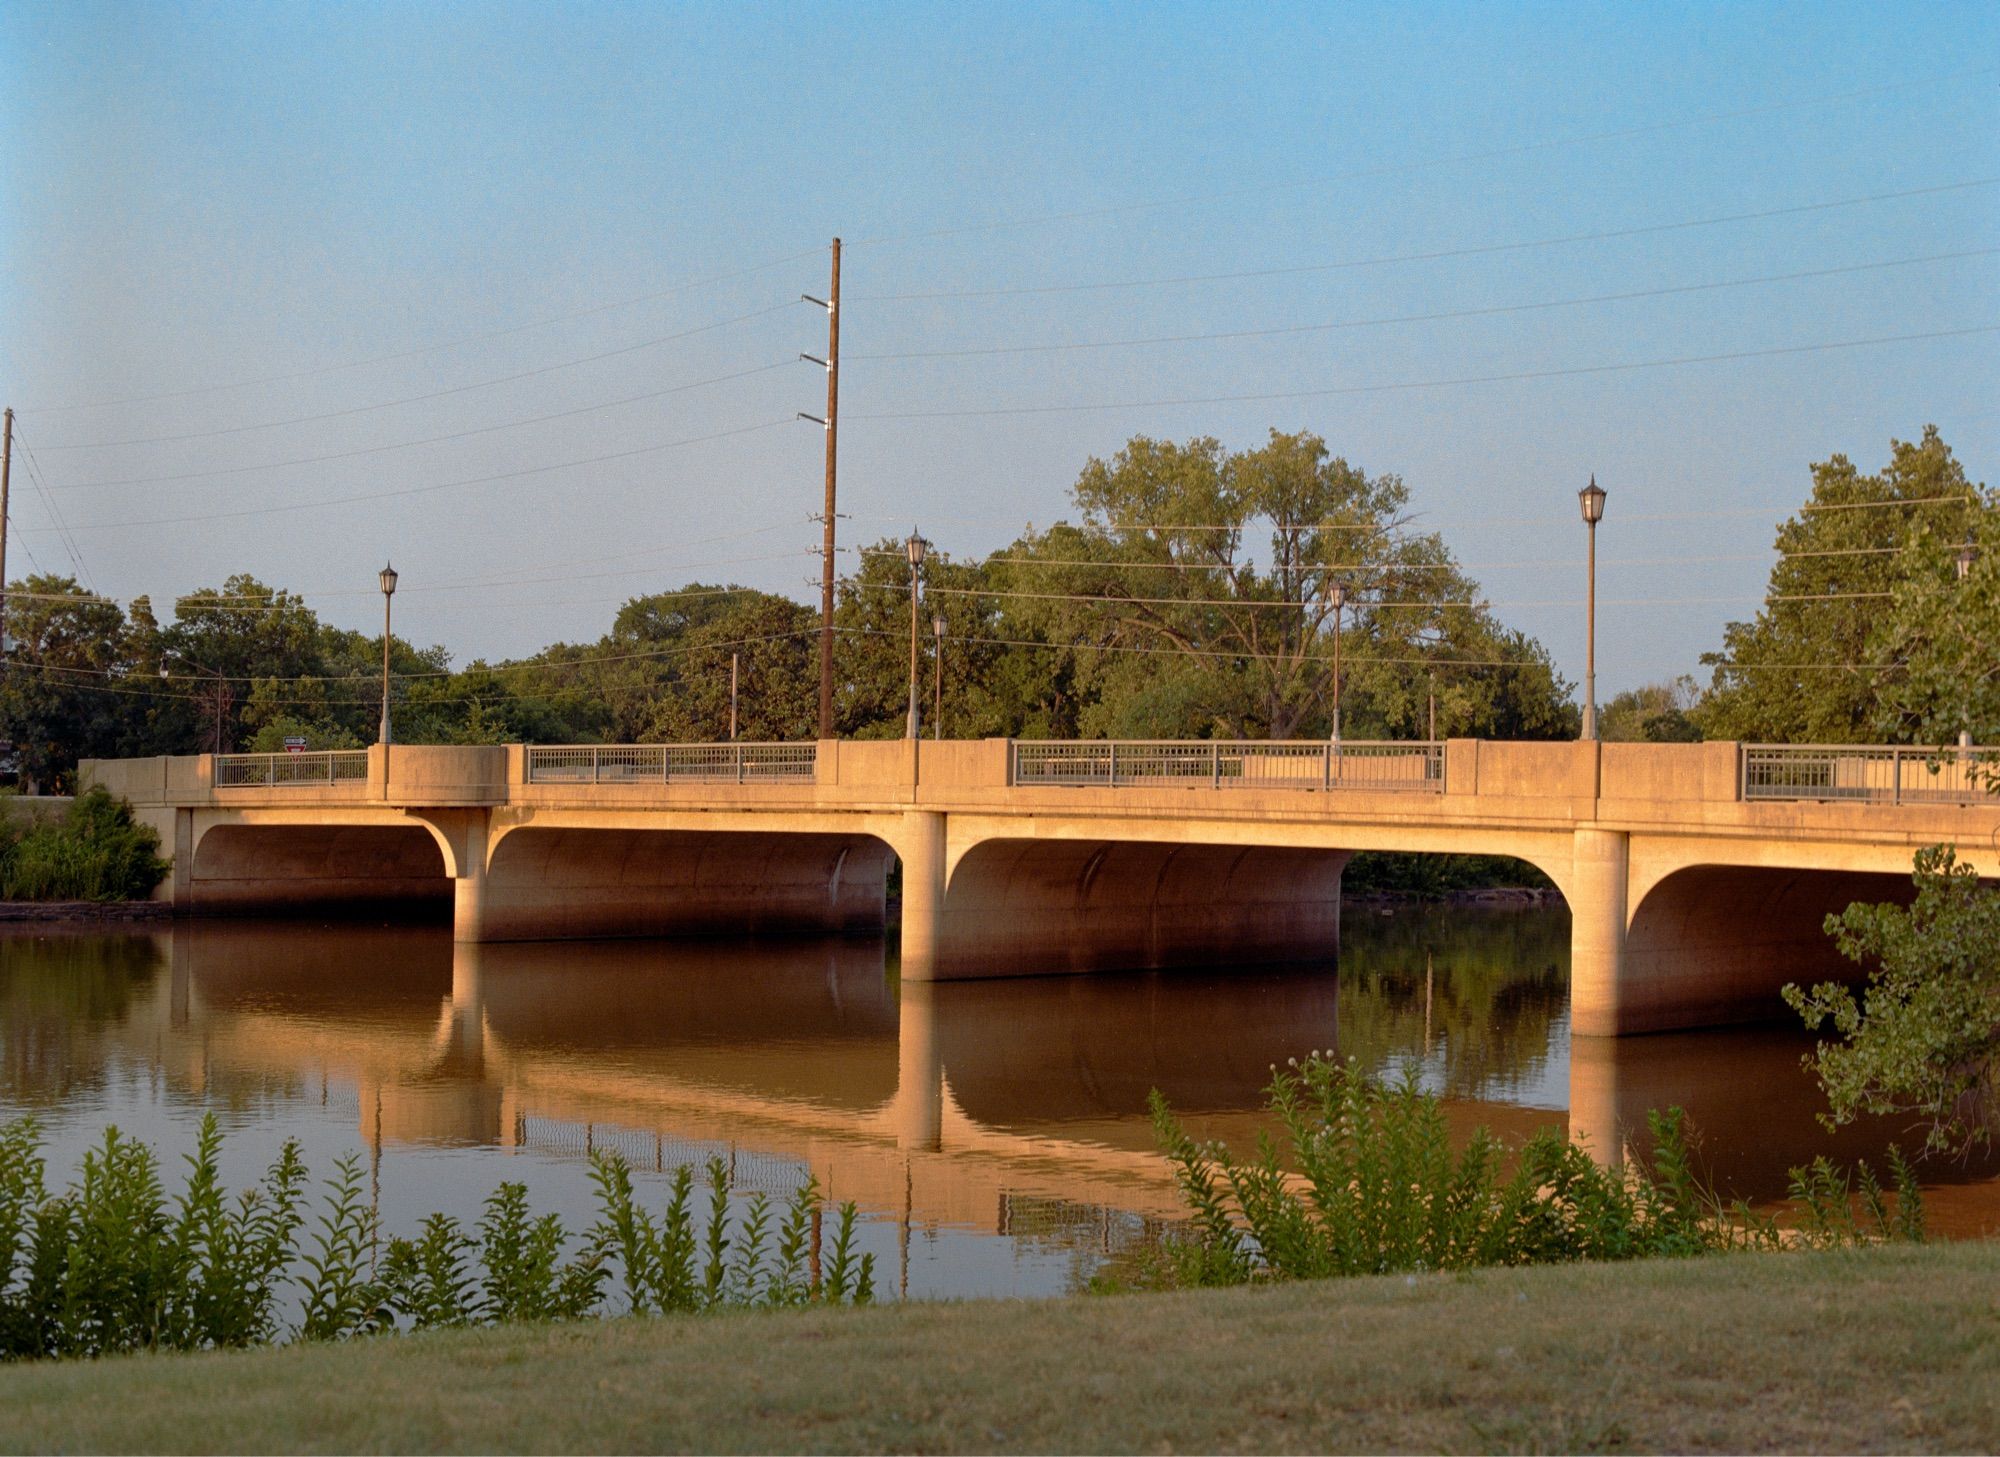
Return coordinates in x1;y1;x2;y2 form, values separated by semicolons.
1324;578;1348;746
905;531;929;740
933;612;947;742
1578;477;1606;742
378;563;398;748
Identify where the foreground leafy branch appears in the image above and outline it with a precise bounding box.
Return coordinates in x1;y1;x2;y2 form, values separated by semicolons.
1788;844;2000;1156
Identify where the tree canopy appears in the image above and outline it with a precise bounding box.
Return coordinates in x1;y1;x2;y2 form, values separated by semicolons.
1700;428;1992;744
0;429;1579;787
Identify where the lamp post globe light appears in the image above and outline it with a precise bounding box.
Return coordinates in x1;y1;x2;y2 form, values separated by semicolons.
1578;477;1606;742
932;612;947;742
1325;578;1348;746
378;562;398;748
905;530;928;740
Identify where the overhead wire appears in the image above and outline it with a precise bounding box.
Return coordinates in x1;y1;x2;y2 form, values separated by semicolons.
851;326;2000;420
849;65;1999;247
51;361;802;494
29;300;796;450
850;179;2000;301
847;249;1999;361
22;248;826;415
17;418;799;534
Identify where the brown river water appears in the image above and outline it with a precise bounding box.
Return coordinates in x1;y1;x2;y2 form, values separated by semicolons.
3;906;1996;1299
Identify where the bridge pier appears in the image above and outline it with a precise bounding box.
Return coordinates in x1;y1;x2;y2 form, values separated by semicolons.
897;811;947;981
1569;827;1630;1039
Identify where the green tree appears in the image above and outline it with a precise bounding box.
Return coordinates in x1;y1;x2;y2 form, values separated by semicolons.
0;576;133;792
1787;846;2000;1155
987;431;1574;739
1599;676;1703;742
1700;428;1987;743
1865;497;1999;748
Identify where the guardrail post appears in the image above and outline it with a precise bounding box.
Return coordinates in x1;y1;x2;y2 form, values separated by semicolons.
1322;743;1331;791
1211;741;1220;788
1892;747;1902;807
737;743;746;785
1108;742;1118;787
590;746;601;785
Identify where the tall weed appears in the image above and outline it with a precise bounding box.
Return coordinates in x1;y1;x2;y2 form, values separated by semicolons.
0;1116;874;1364
1142;1054;1919;1289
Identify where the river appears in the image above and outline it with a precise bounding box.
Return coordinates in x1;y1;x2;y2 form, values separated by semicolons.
3;907;1995;1299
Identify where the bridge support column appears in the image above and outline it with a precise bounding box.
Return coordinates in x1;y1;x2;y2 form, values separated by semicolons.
1569;827;1629;1038
898;811;946;982
452;815;491;944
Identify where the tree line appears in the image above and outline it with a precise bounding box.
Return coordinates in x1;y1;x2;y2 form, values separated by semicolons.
3;425;1989;791
0;430;1575;789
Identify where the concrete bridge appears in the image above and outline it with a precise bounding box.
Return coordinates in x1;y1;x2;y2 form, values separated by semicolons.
85;737;1999;1036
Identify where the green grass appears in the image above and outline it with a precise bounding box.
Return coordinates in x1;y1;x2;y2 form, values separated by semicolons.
3;1241;1995;1454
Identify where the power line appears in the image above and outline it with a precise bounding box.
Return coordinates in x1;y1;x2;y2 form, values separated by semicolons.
847;249;1999;361
850;66;1998;247
15;418;796;534
851;179;2000;301
852;326;2000;420
36;307;798;457
23;250;824;415
52;361;799;494
852;579;1900;609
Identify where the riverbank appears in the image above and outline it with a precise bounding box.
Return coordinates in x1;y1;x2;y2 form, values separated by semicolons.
0;899;170;922
3;1241;1993;1453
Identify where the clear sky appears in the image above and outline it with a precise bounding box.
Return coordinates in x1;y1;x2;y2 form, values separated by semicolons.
2;0;1995;694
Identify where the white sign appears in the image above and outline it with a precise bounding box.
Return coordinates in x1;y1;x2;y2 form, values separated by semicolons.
283;736;308;755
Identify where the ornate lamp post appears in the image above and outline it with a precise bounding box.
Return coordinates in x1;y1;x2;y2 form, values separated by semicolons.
1957;535;1978;753
905;531;928;740
1578;477;1606;741
1325;579;1348;746
932;612;946;741
378;563;398;747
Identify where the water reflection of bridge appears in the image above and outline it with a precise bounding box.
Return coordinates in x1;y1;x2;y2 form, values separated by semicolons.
15;918;1997;1237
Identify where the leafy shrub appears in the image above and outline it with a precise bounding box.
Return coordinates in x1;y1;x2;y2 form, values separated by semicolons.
0;788;170;902
1141;1055;1922;1288
0;1117;872;1363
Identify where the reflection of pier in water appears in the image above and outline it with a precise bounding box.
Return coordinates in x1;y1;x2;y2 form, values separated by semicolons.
22;916;1997;1239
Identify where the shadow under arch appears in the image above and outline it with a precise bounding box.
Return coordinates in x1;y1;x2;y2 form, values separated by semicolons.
478;825;895;941
1617;864;1919;1034
934;837;1354;978
189;822;449;915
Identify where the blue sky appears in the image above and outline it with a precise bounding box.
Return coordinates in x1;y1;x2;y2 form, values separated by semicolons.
2;0;1995;693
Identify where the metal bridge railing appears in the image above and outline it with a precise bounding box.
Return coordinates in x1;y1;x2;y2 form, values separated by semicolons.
214;750;370;788
524;742;818;786
1009;740;1445;792
1741;744;1996;805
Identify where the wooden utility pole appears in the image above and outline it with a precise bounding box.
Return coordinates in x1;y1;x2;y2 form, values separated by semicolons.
0;408;13;656
816;239;841;740
729;651;740;741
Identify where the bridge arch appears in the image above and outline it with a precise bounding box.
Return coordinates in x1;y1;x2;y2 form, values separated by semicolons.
472;823;895;942
188;818;450;914
930;836;1354;978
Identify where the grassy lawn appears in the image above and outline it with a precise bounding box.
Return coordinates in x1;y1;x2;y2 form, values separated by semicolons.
4;1242;1996;1454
